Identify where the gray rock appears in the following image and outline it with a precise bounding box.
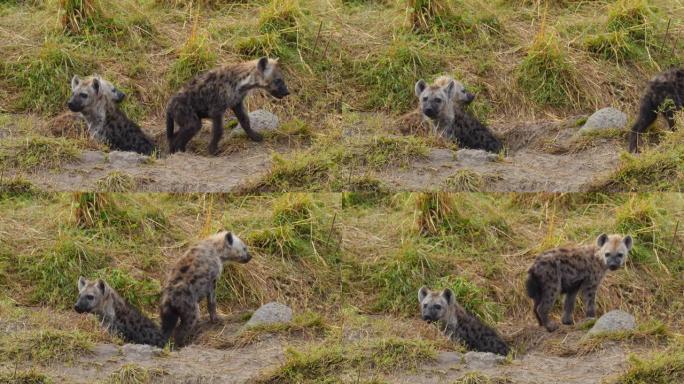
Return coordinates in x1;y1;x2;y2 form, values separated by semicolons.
81;151;105;164
463;351;506;369
244;302;292;328
588;310;636;335
435;351;464;365
579;107;628;134
107;151;148;166
230;109;279;137
456;148;499;164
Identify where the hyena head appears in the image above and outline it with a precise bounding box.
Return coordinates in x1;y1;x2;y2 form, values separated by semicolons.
217;231;252;264
418;286;454;323
415;79;456;120
596;233;633;271
68;75;125;112
74;276;108;314
255;57;290;99
433;76;475;107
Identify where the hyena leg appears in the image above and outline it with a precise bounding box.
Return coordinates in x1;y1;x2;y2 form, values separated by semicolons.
172;114;202;153
233;102;263;142
207;281;218;323
175;304;199;347
532;298;543;326
663;109;676;131
536;286;560;332
562;289;579;325
628;105;658;153
208;115;224;155
582;285;598;319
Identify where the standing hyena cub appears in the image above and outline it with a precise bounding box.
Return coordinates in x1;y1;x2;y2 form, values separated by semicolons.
74;277;166;347
418;287;509;355
166;57;290;155
160;231;251;347
68;75;156;155
526;234;633;332
628;68;684;153
415;76;502;153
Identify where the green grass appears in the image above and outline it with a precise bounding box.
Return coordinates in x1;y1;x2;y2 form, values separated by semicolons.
517;29;582;108
103;364;166;384
95;171;137;192
0;135;82;171
0;369;53;384
167;22;217;90
257;337;436;383
611;343;684;384
0;329;93;364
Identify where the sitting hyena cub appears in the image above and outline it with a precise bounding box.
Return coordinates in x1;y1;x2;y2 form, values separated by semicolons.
628;68;684;153
415;76;502;153
160;231;251;347
166;57;290;155
68;75;156;155
418;286;509;355
74;277;166;347
526;234;633;332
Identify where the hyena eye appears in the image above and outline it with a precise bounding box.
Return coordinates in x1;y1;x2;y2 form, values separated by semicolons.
604;252;611;257
80;93;88;98
434;98;442;103
433;304;442;310
86;295;94;300
422;97;428;102
423;303;427;308
616;253;624;258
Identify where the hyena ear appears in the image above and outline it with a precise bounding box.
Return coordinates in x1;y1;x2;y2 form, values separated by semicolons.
415;80;427;97
71;75;80;90
92;77;100;94
444;80;456;100
97;279;106;294
623;235;633;250
257;57;270;74
226;231;234;246
441;288;454;305
596;233;609;247
418;286;429;302
78;276;86;291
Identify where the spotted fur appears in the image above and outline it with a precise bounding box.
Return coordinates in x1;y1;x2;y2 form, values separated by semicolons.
166;57;290;155
418;286;509;355
526;234;633;332
160;231;251;347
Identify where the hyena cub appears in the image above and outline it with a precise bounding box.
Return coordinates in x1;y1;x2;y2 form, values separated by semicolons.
68;75;156;155
526;234;633;332
74;277;166;347
628;68;684;153
166;57;290;155
160;231;251;347
415;77;502;153
418;287;509;355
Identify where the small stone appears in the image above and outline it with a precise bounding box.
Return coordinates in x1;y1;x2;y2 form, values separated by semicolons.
230;110;279;137
588;310;636;335
579;107;628;134
108;151;148;166
244;302;292;328
463;351;506;369
456;149;499;164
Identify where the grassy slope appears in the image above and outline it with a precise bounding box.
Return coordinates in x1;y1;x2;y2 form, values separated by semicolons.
0;192;683;380
1;0;683;188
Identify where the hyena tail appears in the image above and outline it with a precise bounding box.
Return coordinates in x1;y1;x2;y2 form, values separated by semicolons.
166;108;175;142
525;270;542;301
160;303;179;342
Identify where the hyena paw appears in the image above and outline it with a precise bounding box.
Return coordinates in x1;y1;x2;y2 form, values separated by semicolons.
248;132;264;142
561;316;574;325
544;321;559;332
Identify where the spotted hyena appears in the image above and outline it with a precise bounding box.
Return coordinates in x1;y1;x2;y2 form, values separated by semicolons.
160;231;251;347
415;77;502;152
68;75;156;155
74;277;166;347
628;68;684;153
526;234;633;332
166;57;290;155
418;286;509;355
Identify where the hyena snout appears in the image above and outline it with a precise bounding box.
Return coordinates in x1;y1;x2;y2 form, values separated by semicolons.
67;97;84;112
73;300;89;314
269;81;290;99
463;92;475;104
422;106;439;119
239;252;252;263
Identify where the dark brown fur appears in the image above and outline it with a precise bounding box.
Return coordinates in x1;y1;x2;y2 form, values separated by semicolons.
419;287;509;355
166;57;289;155
628;68;684;152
